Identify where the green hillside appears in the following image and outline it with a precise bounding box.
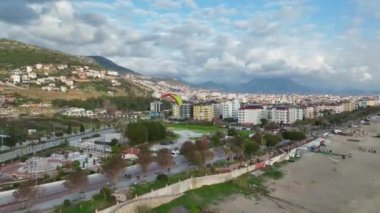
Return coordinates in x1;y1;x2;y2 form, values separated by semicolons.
0;38;101;69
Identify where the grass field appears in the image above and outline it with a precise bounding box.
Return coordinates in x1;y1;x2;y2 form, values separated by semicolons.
154;165;286;213
168;123;224;133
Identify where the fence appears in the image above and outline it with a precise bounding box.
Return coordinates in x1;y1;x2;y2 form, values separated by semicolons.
100;144;301;213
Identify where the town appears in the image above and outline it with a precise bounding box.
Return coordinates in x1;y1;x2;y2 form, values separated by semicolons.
1;0;380;213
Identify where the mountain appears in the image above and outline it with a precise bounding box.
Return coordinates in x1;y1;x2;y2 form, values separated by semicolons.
190;81;229;91
185;77;313;94
87;56;139;75
235;77;313;94
0;38;100;69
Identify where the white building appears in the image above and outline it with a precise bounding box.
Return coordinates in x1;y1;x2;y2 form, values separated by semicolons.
288;107;304;124
28;72;37;79
150;101;163;113
107;71;119;76
10;74;21;84
270;106;288;124
26;66;33;73
238;106;264;125
221;100;240;119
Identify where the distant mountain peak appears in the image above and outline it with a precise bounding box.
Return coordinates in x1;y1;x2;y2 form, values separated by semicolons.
87;56;139;75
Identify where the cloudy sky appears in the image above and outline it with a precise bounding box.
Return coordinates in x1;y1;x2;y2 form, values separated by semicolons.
0;0;380;90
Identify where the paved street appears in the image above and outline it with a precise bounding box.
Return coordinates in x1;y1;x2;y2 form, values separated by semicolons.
0;147;226;212
0;128;115;163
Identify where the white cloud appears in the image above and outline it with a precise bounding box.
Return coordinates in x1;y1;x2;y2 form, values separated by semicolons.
0;0;379;91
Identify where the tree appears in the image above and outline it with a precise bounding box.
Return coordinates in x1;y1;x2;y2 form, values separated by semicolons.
260;118;268;128
282;131;306;141
125;122;148;145
137;145;153;174
80;124;85;133
210;131;224;146
265;122;279;131
13;179;38;210
110;138;119;147
180;141;195;162
252;131;262;145
264;134;282;147
64;167;88;193
156;148;173;170
66;123;72;134
180;139;213;168
244;141;259;156
227;128;238;137
101;155;125;185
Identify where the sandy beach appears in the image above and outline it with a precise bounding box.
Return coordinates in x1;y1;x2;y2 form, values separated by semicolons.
211;121;380;213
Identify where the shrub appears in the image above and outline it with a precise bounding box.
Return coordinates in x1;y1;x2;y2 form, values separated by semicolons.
63;199;71;207
156;174;168;182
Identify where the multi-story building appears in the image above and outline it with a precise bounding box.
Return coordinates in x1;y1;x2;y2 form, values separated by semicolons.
213;103;222;118
193;104;214;121
270;106;288;124
303;106;315;119
172;103;192;120
221;100;240;119
238;106;264;125
288;107;304;124
342;101;355;112
150;101;163;113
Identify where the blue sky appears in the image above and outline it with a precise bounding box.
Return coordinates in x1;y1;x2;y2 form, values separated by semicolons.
0;0;379;90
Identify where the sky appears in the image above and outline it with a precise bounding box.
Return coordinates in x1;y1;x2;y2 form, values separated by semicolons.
0;0;380;91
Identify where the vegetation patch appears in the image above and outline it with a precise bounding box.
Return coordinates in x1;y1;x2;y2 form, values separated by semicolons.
54;187;116;213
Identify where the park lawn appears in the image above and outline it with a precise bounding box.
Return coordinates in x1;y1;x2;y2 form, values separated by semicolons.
238;130;252;139
168;123;224;133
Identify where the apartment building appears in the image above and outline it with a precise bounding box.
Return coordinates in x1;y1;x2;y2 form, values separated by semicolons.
193;104;214;121
172;103;193;120
238;106;264;125
150;101;163;113
221;99;240;119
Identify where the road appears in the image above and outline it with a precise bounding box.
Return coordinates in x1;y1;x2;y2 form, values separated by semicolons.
0;147;226;212
0;128;115;163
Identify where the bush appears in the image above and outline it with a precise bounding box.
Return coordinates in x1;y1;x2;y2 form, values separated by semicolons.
282;131;306;141
63;199;71;207
156;174;168;182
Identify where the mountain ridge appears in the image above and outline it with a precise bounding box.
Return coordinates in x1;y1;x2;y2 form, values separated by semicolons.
87;56;139;75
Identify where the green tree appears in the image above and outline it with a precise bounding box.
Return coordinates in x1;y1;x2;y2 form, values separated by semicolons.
227;128;238;137
125;122;148;145
282;131;306;141
264;134;282;147
210;131;224;146
260;118;268;127
79;124;85;133
66;123;72;134
244;141;259;156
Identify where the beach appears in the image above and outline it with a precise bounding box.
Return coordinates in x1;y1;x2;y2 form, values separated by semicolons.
211;121;380;213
